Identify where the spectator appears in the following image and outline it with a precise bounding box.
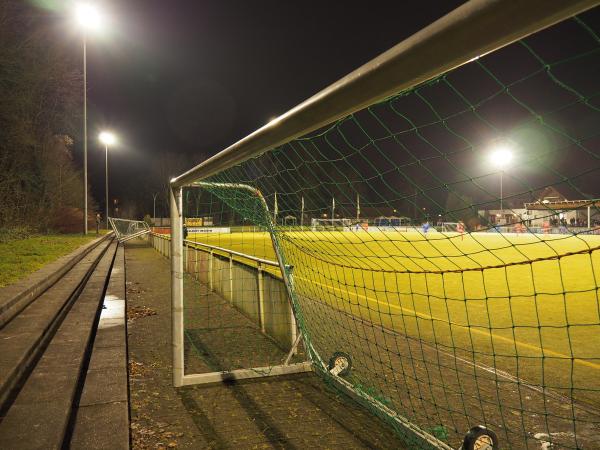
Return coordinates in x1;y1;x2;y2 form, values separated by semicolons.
95;213;101;235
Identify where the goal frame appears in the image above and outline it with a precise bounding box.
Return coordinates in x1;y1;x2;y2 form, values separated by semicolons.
108;217;150;243
168;1;598;448
310;217;353;231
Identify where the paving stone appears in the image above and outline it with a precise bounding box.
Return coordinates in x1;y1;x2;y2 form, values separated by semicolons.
70;401;129;450
125;240;407;449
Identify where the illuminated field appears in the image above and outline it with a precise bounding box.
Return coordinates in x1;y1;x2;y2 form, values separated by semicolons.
187;230;600;404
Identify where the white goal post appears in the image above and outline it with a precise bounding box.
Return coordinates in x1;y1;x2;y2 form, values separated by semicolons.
108;217;150;242
310;218;353;231
167;2;598;449
440;222;460;232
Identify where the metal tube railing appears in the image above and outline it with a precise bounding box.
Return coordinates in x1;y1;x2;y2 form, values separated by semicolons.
171;0;597;188
150;231;295;347
149;232;280;271
184;239;279;267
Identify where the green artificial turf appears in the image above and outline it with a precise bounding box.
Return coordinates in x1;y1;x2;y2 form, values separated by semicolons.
185;229;600;404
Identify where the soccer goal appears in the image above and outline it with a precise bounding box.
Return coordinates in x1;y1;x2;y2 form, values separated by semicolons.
440;222;460;233
310;218;353;231
108;217;150;242
166;1;600;449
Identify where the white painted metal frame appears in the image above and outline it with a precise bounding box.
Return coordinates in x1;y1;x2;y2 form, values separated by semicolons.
108;217;150;243
171;0;598;189
169;2;599;447
171;182;310;389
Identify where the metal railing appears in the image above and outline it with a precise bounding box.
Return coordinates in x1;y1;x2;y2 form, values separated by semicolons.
148;233;294;349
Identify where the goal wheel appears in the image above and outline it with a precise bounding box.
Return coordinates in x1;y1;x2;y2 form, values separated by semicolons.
461;426;498;450
328;352;352;377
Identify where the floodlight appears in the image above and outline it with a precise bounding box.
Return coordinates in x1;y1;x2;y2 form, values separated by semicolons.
99;131;116;146
76;3;102;30
490;146;513;168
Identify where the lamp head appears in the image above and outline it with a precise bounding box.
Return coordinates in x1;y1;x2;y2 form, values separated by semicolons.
99;131;116;146
490;146;513;168
76;3;102;31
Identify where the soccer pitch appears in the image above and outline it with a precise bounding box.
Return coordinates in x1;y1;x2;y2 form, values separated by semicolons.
187;230;600;405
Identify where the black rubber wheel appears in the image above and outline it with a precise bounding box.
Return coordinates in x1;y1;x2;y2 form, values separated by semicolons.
328;351;352;377
461;426;499;450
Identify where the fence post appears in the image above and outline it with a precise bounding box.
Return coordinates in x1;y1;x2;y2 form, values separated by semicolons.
229;254;234;303
183;243;187;272
286;266;298;352
257;263;265;333
208;250;213;291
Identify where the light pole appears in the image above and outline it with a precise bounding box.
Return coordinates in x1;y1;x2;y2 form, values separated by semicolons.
76;3;102;234
153;193;159;224
99;131;116;230
490;146;513;223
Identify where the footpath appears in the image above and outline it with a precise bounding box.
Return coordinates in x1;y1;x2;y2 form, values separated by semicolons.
125;239;405;449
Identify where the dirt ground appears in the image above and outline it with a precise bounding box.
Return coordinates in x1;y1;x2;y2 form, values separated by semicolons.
125;240;407;449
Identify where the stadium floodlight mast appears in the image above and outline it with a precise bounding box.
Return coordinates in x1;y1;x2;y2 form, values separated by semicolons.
99;131;116;230
153;192;159;224
490;145;514;217
75;3;105;234
491;146;513;220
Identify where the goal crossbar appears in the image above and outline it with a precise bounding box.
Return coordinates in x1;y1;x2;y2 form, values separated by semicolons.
171;0;597;188
166;2;600;448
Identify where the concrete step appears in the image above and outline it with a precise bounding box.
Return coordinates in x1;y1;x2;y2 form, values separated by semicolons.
0;241;118;450
70;244;129;450
0;239;114;410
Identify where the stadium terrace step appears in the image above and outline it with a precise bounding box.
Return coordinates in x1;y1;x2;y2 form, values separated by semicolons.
0;240;118;449
0;239;114;410
69;244;129;450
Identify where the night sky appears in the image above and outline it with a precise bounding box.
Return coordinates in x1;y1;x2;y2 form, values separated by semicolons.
35;1;599;219
65;0;466;215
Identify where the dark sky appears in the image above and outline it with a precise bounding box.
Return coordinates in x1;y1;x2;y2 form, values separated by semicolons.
37;1;598;219
75;0;466;213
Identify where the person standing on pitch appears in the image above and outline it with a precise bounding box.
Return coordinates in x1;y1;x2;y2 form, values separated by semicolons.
422;220;430;234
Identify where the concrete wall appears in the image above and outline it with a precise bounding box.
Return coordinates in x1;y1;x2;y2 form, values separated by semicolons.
148;233;294;351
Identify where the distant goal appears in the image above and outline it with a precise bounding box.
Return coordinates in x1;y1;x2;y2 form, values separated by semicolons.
310;218;353;231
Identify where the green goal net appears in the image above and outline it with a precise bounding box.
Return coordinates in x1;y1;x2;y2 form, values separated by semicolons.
168;8;600;450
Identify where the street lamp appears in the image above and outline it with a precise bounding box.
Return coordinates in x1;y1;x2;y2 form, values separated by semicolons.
99;131;116;230
152;193;159;225
489;145;513;219
75;3;103;234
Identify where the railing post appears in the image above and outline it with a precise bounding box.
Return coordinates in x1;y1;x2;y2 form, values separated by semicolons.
183;242;187;272
208;250;213;291
229;254;234;303
286;265;298;352
257;263;265;333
